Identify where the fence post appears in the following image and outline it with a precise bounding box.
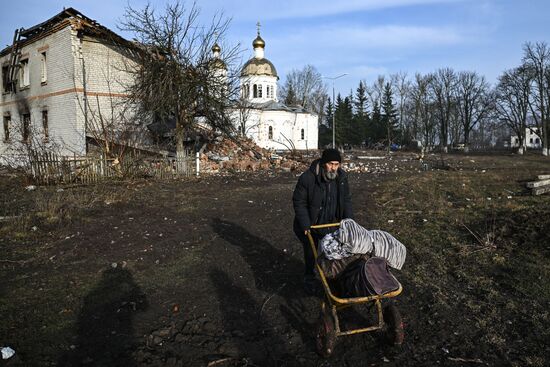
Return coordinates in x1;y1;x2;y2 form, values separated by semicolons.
196;151;200;177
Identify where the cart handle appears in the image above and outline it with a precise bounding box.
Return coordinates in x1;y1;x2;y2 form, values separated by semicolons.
309;222;341;230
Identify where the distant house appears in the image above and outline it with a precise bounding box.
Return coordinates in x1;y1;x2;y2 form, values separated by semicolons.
0;8;140;162
511;127;542;149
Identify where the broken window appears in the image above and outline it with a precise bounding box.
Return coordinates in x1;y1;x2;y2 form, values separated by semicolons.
42;110;49;142
268;126;273;140
20;59;30;88
40;52;47;84
2;65;10;92
3;114;10;142
22;113;30;142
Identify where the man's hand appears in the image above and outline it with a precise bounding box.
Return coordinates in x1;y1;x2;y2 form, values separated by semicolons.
304;229;310;235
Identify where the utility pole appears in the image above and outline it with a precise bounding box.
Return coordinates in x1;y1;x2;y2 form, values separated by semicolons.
323;73;348;148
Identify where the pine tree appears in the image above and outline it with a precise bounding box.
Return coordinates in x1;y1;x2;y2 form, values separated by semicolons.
354;81;370;145
381;82;399;150
354;81;369;117
368;100;383;146
334;94;346;146
284;83;297;106
319;97;334;147
341;94;355;146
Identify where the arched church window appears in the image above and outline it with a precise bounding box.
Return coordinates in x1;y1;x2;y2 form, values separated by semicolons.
301;129;304;140
253;84;258;98
268;126;273;140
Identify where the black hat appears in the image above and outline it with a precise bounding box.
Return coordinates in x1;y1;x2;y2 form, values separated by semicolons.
320;148;342;164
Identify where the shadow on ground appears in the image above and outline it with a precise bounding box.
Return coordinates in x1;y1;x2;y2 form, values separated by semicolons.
211;218;319;364
58;267;147;366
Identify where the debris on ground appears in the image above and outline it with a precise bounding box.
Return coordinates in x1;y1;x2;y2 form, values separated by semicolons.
199;136;307;174
1;347;15;360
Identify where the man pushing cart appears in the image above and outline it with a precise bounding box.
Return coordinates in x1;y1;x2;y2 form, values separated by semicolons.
293;149;406;357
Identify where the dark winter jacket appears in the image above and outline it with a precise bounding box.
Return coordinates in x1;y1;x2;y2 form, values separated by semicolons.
292;159;353;233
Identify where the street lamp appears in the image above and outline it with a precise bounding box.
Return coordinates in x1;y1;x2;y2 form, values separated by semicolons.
323;73;348;148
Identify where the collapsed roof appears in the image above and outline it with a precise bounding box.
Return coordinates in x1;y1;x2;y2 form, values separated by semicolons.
0;7;133;57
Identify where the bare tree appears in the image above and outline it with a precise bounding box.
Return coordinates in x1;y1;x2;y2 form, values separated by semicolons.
1;99;66;175
523;41;550;156
455;71;494;152
390;72;411;144
495;66;532;154
233;97;256;137
430;68;457;152
410;73;437;149
367;75;387;108
120;1;241;158
448;105;462;147
279;64;328;115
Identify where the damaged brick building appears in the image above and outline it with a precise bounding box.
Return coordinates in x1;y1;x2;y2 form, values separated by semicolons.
0;8;141;161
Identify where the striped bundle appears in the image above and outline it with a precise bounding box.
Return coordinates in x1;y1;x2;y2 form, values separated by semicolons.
319;219;407;270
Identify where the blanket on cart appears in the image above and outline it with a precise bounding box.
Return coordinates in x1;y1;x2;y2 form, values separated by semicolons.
318;218;407;270
339;257;400;297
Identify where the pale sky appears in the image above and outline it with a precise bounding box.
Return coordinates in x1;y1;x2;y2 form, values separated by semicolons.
1;0;549;96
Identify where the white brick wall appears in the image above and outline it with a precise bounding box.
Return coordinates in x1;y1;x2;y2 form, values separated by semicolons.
0;25;139;160
0;26;82;158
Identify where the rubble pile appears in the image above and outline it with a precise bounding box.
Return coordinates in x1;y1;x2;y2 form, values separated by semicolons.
199;136;308;174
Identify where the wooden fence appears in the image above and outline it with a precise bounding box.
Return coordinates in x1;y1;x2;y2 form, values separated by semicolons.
27;151;196;185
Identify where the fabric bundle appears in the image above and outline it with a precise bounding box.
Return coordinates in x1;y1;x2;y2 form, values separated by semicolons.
318;218;407;270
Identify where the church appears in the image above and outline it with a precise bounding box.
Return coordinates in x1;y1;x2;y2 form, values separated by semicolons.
227;26;318;151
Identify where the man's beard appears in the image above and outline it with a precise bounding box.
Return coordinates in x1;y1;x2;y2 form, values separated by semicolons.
325;171;338;180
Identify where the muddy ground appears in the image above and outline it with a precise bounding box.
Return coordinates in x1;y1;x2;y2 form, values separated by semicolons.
1;151;549;366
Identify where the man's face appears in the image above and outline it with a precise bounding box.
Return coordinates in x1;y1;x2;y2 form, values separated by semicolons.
324;161;340;180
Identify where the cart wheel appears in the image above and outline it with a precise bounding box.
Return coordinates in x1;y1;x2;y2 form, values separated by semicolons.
315;306;336;358
383;303;404;346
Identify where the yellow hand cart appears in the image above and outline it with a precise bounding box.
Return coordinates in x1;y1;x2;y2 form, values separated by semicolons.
307;223;404;357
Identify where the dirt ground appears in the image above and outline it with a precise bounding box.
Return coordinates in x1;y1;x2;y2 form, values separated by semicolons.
1;151;549;366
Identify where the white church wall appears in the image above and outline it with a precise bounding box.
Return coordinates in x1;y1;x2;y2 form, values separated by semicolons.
257;110;318;151
240;75;278;103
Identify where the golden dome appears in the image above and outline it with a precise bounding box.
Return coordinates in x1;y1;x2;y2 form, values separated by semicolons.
209;58;227;70
252;35;265;49
212;43;221;53
240;57;278;78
